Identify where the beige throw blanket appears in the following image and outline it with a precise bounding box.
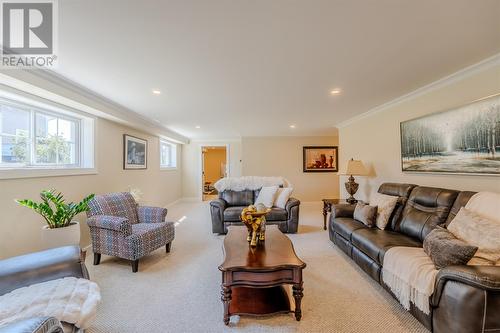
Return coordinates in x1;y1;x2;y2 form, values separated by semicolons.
382;247;438;314
0;277;101;330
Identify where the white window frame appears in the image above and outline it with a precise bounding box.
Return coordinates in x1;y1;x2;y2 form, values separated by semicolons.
0;96;95;179
159;139;177;170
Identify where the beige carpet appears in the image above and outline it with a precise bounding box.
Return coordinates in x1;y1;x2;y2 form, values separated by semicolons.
86;201;429;333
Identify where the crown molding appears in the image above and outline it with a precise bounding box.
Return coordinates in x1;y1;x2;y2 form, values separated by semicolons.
0;68;189;144
336;52;500;129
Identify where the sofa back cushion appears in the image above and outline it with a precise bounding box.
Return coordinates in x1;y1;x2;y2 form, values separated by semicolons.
87;192;139;224
399;186;459;241
378;183;417;231
220;190;254;206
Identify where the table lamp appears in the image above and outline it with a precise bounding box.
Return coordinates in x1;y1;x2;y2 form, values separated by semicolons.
344;158;368;204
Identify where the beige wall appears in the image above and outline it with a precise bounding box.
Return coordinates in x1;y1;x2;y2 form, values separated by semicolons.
182;139;242;198
0;118;182;259
241;136;339;201
338;63;500;202
203;147;227;184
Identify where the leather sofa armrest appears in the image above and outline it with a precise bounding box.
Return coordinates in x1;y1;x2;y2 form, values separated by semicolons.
0;246;88;296
210;199;227;233
137;206;168;223
285;198;300;233
285;197;300;212
0;317;63;333
210;198;227;210
432;265;500;306
87;215;131;235
332;203;355;218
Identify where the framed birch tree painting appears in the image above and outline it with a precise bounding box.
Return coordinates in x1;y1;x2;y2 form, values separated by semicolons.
400;94;500;175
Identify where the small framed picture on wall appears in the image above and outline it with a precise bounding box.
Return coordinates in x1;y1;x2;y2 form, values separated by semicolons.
123;134;148;169
303;146;338;172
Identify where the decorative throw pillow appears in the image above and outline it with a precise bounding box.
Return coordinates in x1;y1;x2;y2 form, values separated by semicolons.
254;186;279;208
369;192;399;230
448;207;500;264
423;227;478;269
274;188;293;209
353;202;377;227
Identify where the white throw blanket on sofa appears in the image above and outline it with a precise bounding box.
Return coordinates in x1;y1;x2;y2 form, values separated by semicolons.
0;277;101;330
382;247;438;315
214;176;291;192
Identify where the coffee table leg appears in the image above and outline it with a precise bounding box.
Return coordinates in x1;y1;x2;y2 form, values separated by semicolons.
293;283;304;321
221;285;232;325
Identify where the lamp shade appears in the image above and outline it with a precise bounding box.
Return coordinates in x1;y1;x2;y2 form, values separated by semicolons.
345;159;368;176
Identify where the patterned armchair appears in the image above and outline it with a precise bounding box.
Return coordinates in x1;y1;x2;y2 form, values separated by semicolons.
86;192;175;272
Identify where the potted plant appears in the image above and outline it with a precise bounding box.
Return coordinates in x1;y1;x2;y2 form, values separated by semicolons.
16;190;95;249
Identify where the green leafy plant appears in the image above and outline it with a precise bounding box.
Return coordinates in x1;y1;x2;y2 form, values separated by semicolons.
16;190;95;229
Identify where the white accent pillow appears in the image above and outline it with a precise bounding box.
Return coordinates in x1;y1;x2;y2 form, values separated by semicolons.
274;188;293;209
370;192;399;230
448;207;500;265
255;186;279;208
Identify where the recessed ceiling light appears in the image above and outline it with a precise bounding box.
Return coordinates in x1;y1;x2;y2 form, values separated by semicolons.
289;124;296;129
330;89;341;95
195;125;201;129
152;89;161;95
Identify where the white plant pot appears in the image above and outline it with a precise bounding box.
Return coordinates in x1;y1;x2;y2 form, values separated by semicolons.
41;221;81;250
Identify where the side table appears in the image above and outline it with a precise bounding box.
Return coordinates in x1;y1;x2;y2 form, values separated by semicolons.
322;199;354;230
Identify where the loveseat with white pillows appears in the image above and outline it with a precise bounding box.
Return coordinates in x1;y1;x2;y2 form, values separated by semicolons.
210;177;299;233
329;183;500;333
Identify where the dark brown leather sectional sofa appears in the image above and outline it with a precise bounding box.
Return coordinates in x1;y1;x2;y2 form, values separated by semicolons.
329;183;500;333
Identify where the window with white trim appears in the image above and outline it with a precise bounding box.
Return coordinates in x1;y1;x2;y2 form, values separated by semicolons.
160;139;177;169
0;98;93;170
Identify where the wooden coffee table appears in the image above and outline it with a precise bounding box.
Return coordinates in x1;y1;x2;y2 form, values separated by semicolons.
218;226;306;325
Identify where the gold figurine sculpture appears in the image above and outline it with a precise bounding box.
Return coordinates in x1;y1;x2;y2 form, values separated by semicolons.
240;204;271;247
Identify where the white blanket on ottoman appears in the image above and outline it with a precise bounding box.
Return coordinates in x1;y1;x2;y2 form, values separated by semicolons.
382;247;438;315
0;277;101;330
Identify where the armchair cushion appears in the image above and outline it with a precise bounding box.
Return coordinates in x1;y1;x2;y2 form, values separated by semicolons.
128;222;175;260
87;215;131;235
137;206;168;223
223;206;246;222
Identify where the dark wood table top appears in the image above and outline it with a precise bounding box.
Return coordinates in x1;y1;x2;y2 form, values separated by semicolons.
219;226;306;272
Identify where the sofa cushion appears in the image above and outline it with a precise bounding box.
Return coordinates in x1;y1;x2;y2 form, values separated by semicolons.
266;208;288;221
377;183;417;231
351;228;422;265
399;186;459;242
370;193;399;230
223;206;246;221
423;226;477;269
333;217;368;240
220;190;254;206
254;186;279;207
353;202;378;227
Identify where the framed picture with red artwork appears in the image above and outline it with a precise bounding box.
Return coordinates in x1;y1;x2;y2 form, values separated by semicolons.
303;146;338;172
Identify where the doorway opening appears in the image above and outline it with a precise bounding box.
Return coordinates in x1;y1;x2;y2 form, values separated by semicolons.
202;146;227;201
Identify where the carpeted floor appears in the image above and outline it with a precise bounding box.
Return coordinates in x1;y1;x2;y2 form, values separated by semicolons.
86;201;429;333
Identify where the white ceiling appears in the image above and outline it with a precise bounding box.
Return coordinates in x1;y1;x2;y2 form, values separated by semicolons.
55;0;500;139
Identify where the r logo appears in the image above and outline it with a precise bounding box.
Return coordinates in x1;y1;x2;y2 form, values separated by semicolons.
2;2;53;54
